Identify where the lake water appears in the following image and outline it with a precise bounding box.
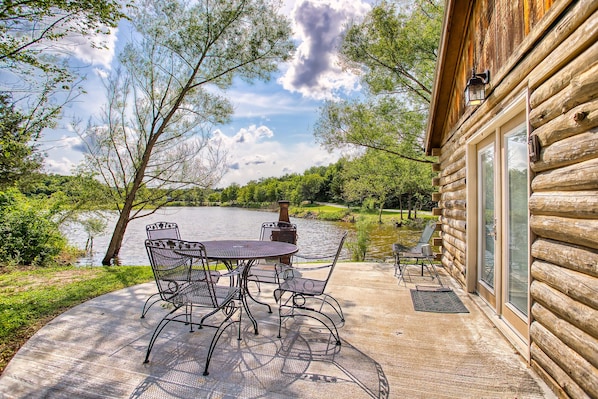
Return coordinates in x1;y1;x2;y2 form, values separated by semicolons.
61;207;422;266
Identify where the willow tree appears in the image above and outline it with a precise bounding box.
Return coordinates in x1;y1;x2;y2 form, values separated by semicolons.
0;1;125;186
78;0;294;265
314;0;442;163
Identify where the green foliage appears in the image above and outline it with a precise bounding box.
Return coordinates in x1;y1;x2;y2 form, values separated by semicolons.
346;218;371;261
0;265;153;372
0;0;127;164
340;0;442;105
0;94;43;188
0;190;66;266
75;0;294;264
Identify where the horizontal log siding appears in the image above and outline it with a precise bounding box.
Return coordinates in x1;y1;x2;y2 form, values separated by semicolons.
527;4;598;397
432;1;598;397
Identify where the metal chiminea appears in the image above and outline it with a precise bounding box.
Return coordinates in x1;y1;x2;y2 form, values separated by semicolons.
278;200;290;224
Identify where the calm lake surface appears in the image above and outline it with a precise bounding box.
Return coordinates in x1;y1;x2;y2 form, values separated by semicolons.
62;207;422;266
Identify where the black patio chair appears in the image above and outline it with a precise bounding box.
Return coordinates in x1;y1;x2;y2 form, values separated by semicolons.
275;232;347;346
141;222;182;317
392;220;441;285
146;221;181;240
141;222;220;318
143;238;241;376
245;221;297;312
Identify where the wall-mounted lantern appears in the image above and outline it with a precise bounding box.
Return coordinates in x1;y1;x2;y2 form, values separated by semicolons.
465;68;490;106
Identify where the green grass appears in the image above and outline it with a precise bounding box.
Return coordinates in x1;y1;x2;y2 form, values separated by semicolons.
0;265;153;374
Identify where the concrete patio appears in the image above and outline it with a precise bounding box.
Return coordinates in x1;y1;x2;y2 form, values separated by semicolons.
0;262;554;398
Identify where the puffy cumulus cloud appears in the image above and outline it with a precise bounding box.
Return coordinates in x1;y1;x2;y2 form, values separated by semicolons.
49;22;118;71
213;125;341;187
44;156;77;175
279;0;370;100
70;28;118;69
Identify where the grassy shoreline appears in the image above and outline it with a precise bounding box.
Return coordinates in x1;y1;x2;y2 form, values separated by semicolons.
0;265;153;375
0;204;433;376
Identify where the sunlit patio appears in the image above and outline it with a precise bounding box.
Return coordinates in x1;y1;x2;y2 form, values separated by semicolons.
0;262;554;398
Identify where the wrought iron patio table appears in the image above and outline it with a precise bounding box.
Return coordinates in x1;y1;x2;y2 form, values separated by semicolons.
181;240;298;335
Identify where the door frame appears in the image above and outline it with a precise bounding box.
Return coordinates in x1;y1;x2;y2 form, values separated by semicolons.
465;91;531;358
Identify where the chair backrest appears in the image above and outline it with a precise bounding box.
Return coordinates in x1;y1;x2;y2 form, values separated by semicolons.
321;232;348;291
419;220;437;244
146;222;181;240
412;220;437;252
260;221;297;244
145;239;218;306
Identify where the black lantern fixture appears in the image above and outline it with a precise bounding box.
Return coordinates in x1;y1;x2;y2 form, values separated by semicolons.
465;68;490;106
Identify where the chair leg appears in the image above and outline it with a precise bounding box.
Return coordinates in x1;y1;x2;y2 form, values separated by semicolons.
277;294;341;345
203;304;240;376
141;293;162;318
144;305;183;363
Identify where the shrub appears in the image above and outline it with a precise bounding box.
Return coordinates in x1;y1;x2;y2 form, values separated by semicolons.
347;218;371;261
0;189;66;266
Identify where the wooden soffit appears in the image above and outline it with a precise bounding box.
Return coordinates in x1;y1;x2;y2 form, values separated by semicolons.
425;0;473;155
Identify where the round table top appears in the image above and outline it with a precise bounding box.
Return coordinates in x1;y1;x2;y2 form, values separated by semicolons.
201;240;298;260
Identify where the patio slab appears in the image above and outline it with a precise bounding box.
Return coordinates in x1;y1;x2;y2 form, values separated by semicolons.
0;262;555;398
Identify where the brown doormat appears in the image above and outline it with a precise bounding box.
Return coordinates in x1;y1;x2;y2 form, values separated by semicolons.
410;288;469;313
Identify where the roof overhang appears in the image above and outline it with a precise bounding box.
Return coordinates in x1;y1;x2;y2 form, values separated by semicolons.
425;0;473;155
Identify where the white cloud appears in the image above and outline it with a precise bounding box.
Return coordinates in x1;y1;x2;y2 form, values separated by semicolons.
44;156;77;175
213;125;341;187
227;89;317;118
278;0;369;100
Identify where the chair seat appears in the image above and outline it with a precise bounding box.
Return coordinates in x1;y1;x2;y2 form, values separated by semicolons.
247;264;278;284
279;277;325;296
173;282;238;307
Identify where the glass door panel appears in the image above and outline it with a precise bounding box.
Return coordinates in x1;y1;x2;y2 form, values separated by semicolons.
479;145;495;288
477;136;496;307
504;123;529;317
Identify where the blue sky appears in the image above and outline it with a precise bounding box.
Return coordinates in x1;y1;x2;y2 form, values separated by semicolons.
38;0;373;187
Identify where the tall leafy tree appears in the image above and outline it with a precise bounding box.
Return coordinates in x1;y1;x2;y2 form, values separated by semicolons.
0;95;43;188
0;0;126;176
314;0;442;164
77;0;294;265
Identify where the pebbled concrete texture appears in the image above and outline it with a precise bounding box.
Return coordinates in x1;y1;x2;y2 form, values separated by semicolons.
0;262;555;398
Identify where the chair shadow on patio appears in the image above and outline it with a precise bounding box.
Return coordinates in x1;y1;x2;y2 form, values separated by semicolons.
130;310;389;399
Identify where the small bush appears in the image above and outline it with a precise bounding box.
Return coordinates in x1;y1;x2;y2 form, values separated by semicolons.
0;189;66;266
347;218;371;261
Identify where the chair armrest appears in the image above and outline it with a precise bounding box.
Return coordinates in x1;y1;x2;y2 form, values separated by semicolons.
220;268;242;278
288;263;333;271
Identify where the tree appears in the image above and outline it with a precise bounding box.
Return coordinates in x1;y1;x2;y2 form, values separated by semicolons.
78;0;294;265
342;151;401;222
0;1;126;172
297;173;325;204
0;95;43;188
314;0;442;164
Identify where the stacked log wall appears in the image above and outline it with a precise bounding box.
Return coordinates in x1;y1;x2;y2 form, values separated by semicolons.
433;1;598;397
527;6;598;396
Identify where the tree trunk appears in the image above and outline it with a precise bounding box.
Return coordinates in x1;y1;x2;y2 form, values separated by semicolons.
101;198;135;265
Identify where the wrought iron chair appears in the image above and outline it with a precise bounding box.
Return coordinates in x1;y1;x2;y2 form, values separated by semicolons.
392;220;440;285
141;222;220;318
146;221;181;240
141;222;182;317
143;238;241;376
275;232;347;346
245;221;297;312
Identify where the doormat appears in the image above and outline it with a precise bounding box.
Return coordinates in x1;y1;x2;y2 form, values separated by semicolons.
410;288;469;313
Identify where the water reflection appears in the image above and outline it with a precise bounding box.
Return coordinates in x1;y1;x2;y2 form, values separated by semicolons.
61;207;424;266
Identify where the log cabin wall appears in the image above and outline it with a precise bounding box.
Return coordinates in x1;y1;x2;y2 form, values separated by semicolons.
426;0;597;398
